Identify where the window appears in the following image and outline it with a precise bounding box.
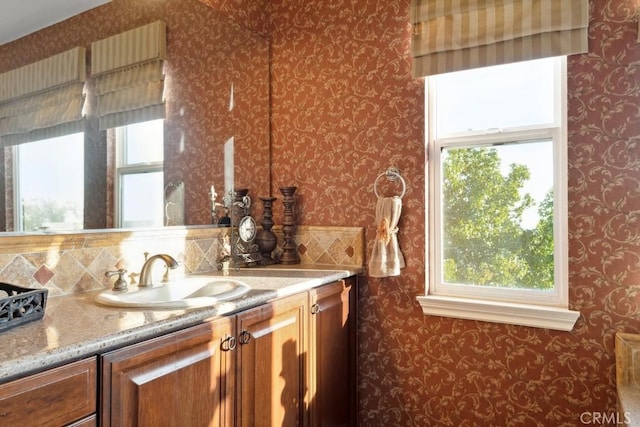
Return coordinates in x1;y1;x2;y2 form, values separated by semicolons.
15;133;84;232
115;119;164;228
418;57;580;331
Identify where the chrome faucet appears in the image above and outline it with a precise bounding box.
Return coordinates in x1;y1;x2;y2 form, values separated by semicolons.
138;254;179;287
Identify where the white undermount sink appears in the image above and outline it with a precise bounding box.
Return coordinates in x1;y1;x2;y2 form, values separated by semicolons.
95;276;251;309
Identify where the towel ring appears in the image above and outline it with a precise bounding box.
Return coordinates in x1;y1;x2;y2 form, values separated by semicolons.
374;167;406;199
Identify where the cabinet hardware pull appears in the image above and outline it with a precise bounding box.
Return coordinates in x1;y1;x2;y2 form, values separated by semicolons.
221;336;237;351
310;303;321;314
239;330;252;345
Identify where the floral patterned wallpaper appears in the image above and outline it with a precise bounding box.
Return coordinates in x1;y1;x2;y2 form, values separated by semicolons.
0;0;270;227
269;0;639;425
0;0;637;424
198;0;270;38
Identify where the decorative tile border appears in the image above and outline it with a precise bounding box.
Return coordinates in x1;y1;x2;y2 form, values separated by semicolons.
273;225;364;266
0;226;364;297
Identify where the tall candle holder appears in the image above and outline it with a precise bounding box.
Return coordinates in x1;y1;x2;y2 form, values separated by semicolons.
279;186;300;264
256;196;277;265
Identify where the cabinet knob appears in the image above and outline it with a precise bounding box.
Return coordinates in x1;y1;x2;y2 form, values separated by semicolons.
310;303;321;315
221;336;237;351
239;330;252;345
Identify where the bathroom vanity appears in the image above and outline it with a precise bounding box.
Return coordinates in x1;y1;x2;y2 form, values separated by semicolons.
0;268;359;427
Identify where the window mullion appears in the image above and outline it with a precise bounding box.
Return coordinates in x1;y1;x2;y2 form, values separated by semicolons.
117;162;164;175
435;126;559;149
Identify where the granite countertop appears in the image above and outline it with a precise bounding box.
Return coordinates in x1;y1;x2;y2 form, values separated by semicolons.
0;265;362;383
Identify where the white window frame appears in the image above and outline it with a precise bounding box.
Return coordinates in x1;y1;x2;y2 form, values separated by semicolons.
114;123;164;228
417;57;580;331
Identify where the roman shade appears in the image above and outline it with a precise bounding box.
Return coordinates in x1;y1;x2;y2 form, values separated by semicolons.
91;21;166;130
0;47;87;145
411;0;589;77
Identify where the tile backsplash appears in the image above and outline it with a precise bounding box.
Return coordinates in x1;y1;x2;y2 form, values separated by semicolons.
0;226;364;297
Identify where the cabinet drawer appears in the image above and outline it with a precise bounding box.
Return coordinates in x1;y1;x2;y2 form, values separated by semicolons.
0;357;97;427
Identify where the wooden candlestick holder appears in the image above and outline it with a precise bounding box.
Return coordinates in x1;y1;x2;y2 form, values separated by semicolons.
279;186;300;264
256;196;277;265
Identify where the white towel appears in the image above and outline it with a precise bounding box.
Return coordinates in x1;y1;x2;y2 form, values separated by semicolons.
368;196;405;277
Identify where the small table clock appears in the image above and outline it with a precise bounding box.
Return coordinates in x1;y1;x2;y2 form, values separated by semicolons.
231;189;262;266
238;215;257;243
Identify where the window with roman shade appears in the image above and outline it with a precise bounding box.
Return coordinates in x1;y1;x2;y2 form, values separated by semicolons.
411;0;589;77
91;20;167;130
0;47;87;146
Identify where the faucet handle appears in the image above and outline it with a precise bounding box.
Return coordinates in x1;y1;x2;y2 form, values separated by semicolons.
128;271;139;286
105;269;128;291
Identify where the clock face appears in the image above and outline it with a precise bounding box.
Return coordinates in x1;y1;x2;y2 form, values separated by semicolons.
238;216;257;242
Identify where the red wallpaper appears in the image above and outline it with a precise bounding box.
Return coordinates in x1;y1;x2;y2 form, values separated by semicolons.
269;0;640;425
198;0;270;38
1;0;638;423
0;0;270;227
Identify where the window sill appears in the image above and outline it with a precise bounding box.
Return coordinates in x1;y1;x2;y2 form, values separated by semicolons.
416;295;580;331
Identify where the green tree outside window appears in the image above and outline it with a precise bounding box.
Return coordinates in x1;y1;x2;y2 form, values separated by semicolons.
442;147;554;290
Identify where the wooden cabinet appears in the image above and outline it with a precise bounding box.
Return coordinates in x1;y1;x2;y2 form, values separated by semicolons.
236;291;308;427
0;277;357;427
101;316;235;427
309;277;357;427
0;357;97;427
100;278;357;427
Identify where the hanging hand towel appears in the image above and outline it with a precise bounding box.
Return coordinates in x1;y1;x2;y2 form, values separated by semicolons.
368;196;405;277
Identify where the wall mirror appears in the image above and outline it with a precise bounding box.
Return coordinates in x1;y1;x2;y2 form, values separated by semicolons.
0;0;270;234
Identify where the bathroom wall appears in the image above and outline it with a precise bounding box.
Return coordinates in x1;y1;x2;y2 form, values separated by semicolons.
198;0;270;37
269;0;640;425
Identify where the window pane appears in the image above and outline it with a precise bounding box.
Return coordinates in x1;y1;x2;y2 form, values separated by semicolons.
440;140;554;290
433;58;556;136
17;133;84;231
122;119;164;164
120;172;164;228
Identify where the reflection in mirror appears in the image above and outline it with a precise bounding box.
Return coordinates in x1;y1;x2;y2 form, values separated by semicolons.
0;0;270;234
116;119;165;229
14;133;84;232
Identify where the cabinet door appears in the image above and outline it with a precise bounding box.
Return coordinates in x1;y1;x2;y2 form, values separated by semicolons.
101;317;236;427
236;292;308;427
309;278;357;427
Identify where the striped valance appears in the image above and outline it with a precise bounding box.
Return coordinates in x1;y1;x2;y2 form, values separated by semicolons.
0;47;87;145
91;21;166;129
411;0;589;77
